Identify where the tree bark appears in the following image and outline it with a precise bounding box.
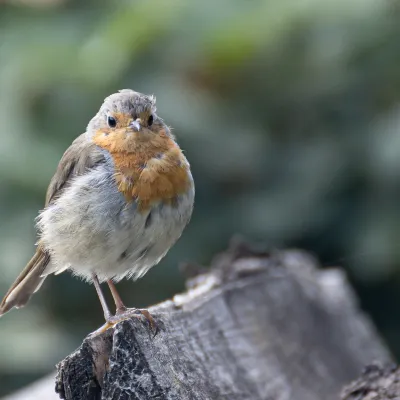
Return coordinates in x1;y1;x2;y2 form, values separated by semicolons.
54;239;391;400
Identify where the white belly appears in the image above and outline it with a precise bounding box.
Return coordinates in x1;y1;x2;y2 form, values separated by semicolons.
37;166;194;282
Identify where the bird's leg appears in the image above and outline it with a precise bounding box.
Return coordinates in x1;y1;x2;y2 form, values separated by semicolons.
106;279;127;313
92;274;112;320
89;274;115;336
107;280;156;331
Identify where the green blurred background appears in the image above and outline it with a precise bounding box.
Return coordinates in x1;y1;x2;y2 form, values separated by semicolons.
1;0;400;396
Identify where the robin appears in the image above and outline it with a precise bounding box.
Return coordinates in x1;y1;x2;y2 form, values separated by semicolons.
0;89;194;334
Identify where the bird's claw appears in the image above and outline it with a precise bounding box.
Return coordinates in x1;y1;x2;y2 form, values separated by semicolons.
89;308;158;337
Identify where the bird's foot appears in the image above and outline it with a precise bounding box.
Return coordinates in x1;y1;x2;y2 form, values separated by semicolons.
89;321;115;337
115;306;157;333
89;307;157;337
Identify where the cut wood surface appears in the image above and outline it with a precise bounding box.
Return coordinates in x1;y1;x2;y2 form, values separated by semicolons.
52;239;391;400
341;362;400;400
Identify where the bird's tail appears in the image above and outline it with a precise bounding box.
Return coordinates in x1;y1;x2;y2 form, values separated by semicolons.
0;247;50;316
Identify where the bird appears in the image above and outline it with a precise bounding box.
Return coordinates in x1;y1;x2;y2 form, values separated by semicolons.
0;89;194;334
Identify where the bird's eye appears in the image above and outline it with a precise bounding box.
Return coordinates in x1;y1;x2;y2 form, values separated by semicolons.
148;115;154;127
107;115;117;128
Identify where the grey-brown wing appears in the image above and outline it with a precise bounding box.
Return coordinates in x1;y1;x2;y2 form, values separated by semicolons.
0;133;105;316
45;133;105;206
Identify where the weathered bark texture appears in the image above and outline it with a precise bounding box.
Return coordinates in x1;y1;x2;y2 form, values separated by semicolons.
55;240;392;400
341;362;400;400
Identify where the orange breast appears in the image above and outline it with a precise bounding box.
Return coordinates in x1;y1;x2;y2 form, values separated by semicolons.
93;129;191;211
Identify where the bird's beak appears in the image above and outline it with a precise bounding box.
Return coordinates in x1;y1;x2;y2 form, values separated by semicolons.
129;118;142;132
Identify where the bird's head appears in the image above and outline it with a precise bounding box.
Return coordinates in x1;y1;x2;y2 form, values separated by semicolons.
89;89;172;150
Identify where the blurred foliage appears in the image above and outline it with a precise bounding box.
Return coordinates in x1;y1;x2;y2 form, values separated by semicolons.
1;0;400;396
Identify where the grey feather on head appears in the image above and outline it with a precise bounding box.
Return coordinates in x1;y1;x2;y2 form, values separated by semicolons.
87;89;156;131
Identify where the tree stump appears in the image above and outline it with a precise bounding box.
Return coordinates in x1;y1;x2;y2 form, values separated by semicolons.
54;239;391;400
341;362;400;400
